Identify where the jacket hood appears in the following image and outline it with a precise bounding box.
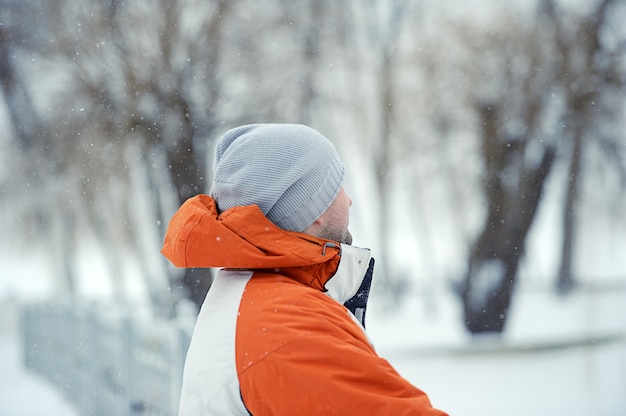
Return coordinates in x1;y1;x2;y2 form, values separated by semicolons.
161;194;342;291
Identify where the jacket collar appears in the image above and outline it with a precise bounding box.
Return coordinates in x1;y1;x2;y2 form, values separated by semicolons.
324;244;372;303
161;194;342;290
325;244;375;328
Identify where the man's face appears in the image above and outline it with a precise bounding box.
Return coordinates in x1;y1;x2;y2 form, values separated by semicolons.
316;187;353;245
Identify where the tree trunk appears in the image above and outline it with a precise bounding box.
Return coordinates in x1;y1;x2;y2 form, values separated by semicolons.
0;22;41;149
461;104;556;334
166;134;213;310
556;133;582;294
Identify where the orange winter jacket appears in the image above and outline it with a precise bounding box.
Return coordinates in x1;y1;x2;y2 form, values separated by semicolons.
162;194;447;416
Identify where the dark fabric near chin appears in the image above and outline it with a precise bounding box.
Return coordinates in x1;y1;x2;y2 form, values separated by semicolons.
343;258;375;328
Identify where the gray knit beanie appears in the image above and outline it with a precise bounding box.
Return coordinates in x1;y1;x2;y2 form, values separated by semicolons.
210;123;345;232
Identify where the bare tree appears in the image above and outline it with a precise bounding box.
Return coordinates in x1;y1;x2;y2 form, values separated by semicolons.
1;0;237;314
461;101;556;333
0;1;82;300
450;0;626;333
543;0;626;294
335;0;417;301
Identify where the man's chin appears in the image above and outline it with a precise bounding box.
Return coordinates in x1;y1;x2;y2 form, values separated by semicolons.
342;231;353;246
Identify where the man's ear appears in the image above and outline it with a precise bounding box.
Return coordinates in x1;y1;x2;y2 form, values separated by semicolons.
302;216;325;238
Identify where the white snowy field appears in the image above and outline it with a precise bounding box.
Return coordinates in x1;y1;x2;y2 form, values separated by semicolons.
1;283;625;416
367;286;626;416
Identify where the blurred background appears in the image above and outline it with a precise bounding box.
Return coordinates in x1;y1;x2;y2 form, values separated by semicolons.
0;0;625;415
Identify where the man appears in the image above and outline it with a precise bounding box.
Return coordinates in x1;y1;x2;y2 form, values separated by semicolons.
162;124;447;415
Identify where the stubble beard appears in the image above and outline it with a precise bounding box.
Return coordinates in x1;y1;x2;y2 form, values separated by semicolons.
319;224;353;246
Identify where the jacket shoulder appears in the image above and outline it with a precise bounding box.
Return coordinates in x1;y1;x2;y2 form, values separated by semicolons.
235;273;447;415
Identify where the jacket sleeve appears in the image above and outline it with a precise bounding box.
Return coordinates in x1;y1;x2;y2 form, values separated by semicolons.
238;331;448;416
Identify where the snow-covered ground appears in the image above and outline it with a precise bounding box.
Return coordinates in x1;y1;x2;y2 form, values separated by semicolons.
1;233;625;415
1;283;625;416
367;286;626;416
